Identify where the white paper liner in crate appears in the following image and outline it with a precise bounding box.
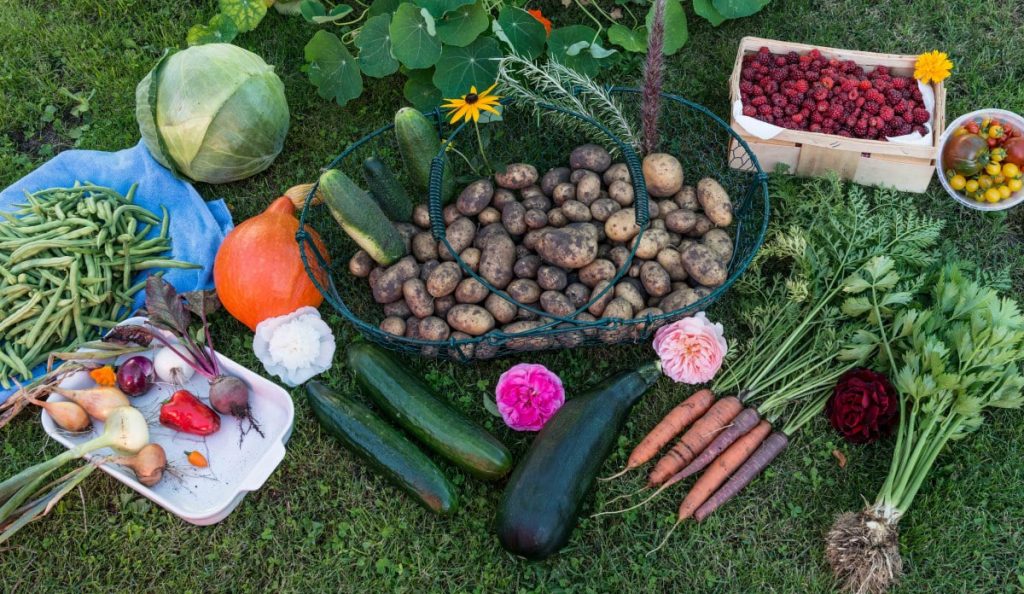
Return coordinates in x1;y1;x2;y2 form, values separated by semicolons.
733;81;935;145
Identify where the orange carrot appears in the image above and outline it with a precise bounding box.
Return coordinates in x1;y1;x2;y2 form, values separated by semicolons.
647;395;743;486
602;389;715;481
676;420;772;520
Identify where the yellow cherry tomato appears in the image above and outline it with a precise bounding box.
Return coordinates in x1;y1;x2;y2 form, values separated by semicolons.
979;175;994;189
986;162;1003;175
1009;178;1023;192
985;188;1002;202
989;125;1005;139
995;174;1006;184
949;174;967;190
999;185;1012;199
1002;163;1020;178
965;179;980;193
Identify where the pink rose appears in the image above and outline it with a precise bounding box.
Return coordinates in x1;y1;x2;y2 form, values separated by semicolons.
495;363;565;431
652;312;728;384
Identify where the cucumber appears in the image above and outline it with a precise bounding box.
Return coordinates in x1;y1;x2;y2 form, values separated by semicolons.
495;363;661;559
347;343;512;480
362;156;414;222
394;107;455;203
318;169;406;265
306;381;457;515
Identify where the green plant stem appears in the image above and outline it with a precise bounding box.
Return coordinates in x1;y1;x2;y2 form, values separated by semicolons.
473;122;494;174
573;0;605;39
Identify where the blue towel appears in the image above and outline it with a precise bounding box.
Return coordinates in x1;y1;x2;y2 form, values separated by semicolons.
1;141;233;402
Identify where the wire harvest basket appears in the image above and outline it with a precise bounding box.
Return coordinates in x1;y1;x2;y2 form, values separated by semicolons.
298;88;769;361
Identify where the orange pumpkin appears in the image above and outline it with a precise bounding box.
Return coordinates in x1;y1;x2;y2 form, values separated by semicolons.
214;187;329;331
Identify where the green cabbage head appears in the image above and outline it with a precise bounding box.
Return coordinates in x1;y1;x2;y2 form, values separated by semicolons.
135;44;290;184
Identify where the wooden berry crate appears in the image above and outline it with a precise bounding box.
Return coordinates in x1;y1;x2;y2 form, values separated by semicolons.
728;36;947;193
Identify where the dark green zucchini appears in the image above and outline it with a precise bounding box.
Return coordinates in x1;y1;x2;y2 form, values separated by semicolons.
347;343;513;480
306;380;457;515
362;156;414;222
495;363;661;559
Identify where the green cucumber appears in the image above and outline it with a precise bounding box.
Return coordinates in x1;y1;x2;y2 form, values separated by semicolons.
362;156;415;222
495;363;661;559
347;343;513;480
306;381;457;515
394;107;455;203
318;169;406;265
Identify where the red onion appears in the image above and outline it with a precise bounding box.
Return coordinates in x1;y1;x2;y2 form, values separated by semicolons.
116;356;155;397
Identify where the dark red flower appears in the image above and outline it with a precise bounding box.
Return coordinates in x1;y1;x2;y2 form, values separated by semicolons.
826;368;899;444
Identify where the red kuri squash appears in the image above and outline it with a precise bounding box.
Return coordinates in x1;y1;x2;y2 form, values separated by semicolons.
214;185;329;331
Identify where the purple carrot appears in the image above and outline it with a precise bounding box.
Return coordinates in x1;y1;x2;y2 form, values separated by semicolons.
641;0;666;155
692;431;790;521
676;407;761;480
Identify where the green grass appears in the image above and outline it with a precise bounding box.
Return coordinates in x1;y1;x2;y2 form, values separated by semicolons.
3;1;1024;592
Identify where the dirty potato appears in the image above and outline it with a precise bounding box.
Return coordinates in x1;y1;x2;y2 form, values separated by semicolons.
561;200;592;223
665;208;697;234
457;179;494;216
495;163;539;190
460;247;481;272
371;256;419;303
501;201;528;236
674;185;700;210
447;304;496;336
590;197;620;222
587;279;615;316
348;250;374;277
570;144;612;173
575;171;602;204
402;278;434;318
579;259;616;287
540;291;574;317
513;254;542;279
607;180;635;207
455;277;490;304
660;287;701;312
379;316;406;336
703;228;734;261
697;177;734;227
631;228;670;259
478;232;515;289
642;153;684;197
525;209;548;229
541;167;571;196
552;182;576;206
411;232;439;262
565;282;591;309
507;278;542;303
681;243;728;287
417;316;451;341
536;226;598;269
656;248;688;281
441;217;475;262
605;208;641;242
537;265;568;291
640;261;672;297
412;204;432;229
485;293;518;324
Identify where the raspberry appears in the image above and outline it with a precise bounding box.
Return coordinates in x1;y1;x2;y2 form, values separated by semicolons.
787;51;800;64
809;123;822;133
894;100;910;115
837;130;852;137
811;112;824;124
841;60;858;73
758;103;773;115
763;80;779;94
858;79;872;91
822;118;836;129
751;95;768;106
805;70;820;82
846;115;859;127
784;87;800;99
741;67;757;81
740;80;755;95
913;125;928;135
896;123;913;135
752;85;765;96
864;100;880;115
911;88;923;102
820;76;834;89
886;89;903;105
808;49;822;60
879;106;895;122
775;56;788;67
865;89;885;103
793;79;809;93
817;100;830;112
785;104;799;115
770;68;789;82
911;108;930;124
855;126;868;137
792;113;804;124
891;76;908;90
840;79;857;93
742;105;757;117
772;93;789;107
874;65;890;77
828;103;845;120
772;106;785;118
812;85;829;101
855;96;865;108
847;89;860;101
756;51;773;65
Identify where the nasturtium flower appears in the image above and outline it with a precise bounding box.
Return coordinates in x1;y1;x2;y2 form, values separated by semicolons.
442;83;502;124
89;365;117;387
914;50;953;84
527;9;552;36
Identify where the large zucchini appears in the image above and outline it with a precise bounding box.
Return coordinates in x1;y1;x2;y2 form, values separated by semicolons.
319;168;406;265
362;156;414;222
347;343;512;480
394;107;454;203
495;363;661;559
306;381;457;515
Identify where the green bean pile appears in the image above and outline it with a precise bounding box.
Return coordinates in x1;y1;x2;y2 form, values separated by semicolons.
0;183;195;388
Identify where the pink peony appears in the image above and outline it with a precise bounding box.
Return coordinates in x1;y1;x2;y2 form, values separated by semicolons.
652;312;728;384
495;363;565;431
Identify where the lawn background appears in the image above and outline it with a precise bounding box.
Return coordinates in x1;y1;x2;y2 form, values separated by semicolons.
2;1;1023;592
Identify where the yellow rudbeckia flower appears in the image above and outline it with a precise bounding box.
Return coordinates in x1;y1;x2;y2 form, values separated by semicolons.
441;83;502;124
914;50;953;84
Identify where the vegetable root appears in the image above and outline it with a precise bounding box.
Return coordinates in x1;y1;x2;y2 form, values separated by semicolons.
111;443;167;487
678;420;772;521
693;431;789;521
648;396;743;486
51;386;130;421
676;407;761;479
29;397;90;432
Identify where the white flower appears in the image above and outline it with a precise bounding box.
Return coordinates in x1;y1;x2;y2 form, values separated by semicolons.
253;306;335;387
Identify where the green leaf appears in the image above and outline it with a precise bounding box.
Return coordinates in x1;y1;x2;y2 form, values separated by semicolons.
414;0;475;18
712;0;770;19
356;14;399;78
432;35;501;98
548;25;603;77
218;0;267;32
482;393;502;417
404;68;442;111
607;23;647;52
390;3;442;69
367;0;400;16
435;1;489;47
646;0;688;55
693;0;728;26
186;13;239;46
312;4;354;24
303;30;364;107
494;7;546;59
273;0;304;15
300;0;326;21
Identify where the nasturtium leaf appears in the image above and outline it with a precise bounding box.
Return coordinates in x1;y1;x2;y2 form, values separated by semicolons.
367;0;400;16
712;0;770;19
589;41;618;59
186;13;239;46
312;4;354;23
300;0;326;21
607;23;647;52
645;0;687;55
693;0;728;26
548;25;603;77
404;68;443;111
435;1;489;47
414;0;475;18
495;7;546;59
390;3;442;69
273;0;303;15
218;0;267;32
432;35;501;98
356;14;400;78
303;30;364;107
566;41;589;57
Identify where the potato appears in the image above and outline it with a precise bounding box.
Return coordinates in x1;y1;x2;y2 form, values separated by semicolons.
507;278;541;303
525;209;548;229
418;316;451;341
541;166;571;196
411;232;438;262
348;250;374;277
434;294;455;318
575;171;602;205
603;162;631;186
565;282;591;309
460;247;481;272
521;187;551;211
570;144;612;173
457;179;494;216
681;244;728;287
579;259;616;287
517;307;539;321
555;325;585;349
642;153;684;198
635;307;664;320
412;204;432;229
674;185;700;210
495;163;539;190
589;197;620;222
492;188;517;210
630;228;670;259
536;226;598;269
640;261;672;297
455;277;489;303
501;201;527;235
394;222;418;251
426;261;462;297
552;182;576;206
629;263;641;277
404;317;420;339
603;180;632;208
383;299;412;318
372;256;419;303
697;177;734;227
693;285;714;299
615;281;646;312
523;228;546;251
703;228;734;261
478;206;502;226
651;218;666;231
515;244;531;259
537;265;568;291
503;321;552;351
379;316;406;336
602;297;634;320
475;222;506;249
657;248;688;281
561;200;592;223
419;259;440;281
569;169;591;183
441;217;475;262
473;342;499;360
540;290;574;317
665;208;697;234
547;208;568;227
447;304;495;336
605;208;641;242
485;293;518;324
443;204;461;226
686;214;715;238
513;254;541;279
478;232;515;289
587;280;615;316
403;278;434;318
646;200;661;219
449;331;475;359
609;246;630;270
660;287;700;312
658;199;679;217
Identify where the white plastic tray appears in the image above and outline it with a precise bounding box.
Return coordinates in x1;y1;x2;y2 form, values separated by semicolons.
41;317;293;525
